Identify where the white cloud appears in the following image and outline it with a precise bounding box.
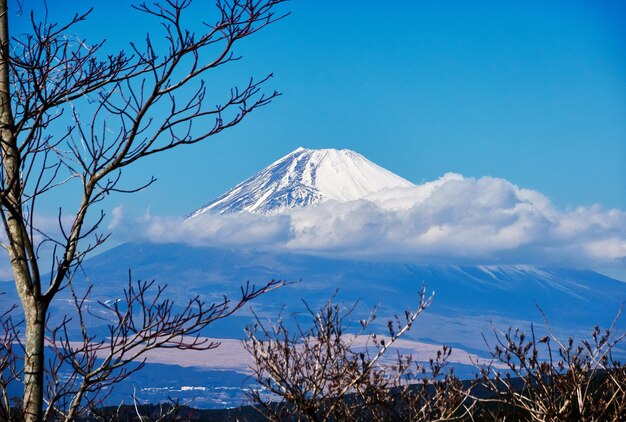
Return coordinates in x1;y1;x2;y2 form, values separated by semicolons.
121;211;291;248
120;174;626;270
107;205;125;231
585;238;626;261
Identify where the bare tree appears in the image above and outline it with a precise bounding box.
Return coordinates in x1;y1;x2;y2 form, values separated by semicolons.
3;275;283;421
0;0;285;419
245;289;476;421
477;308;626;421
246;293;626;421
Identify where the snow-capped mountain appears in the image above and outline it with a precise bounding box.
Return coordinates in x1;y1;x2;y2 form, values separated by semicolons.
189;147;414;216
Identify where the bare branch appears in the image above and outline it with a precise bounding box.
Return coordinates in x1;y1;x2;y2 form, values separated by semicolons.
40;274;284;420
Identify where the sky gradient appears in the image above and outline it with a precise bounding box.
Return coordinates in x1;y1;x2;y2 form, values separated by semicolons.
5;1;626;279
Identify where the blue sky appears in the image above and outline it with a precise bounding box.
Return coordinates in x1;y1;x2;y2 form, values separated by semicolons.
11;0;626;216
4;1;625;280
140;0;626;216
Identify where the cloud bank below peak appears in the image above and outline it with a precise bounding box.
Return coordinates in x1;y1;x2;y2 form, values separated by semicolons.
115;173;626;272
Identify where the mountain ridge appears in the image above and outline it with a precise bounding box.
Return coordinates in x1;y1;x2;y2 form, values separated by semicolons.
2;242;624;408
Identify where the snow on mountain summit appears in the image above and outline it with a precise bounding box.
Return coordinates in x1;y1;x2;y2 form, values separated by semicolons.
189;147;415;216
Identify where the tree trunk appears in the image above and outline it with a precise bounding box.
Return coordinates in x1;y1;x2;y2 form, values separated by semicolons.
0;1;46;420
65;383;86;422
22;297;46;422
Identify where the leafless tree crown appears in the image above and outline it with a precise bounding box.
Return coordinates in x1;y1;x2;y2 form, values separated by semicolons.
246;294;626;422
0;0;286;420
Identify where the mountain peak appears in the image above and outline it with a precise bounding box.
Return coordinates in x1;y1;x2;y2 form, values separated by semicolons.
189;147;414;216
